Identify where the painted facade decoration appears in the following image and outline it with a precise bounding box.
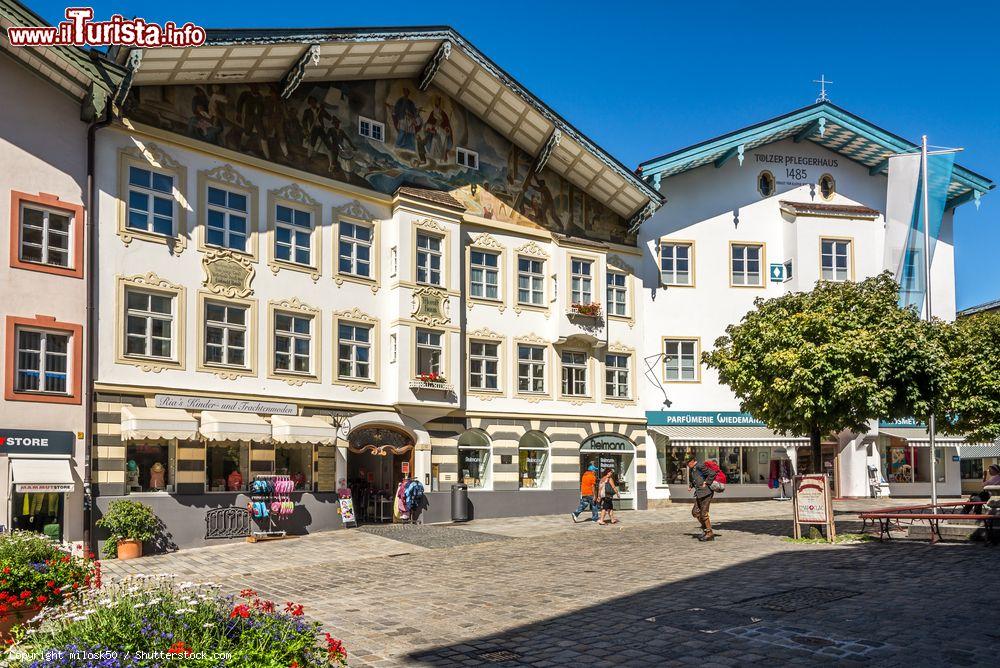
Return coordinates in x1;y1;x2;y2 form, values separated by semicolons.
126;80;631;244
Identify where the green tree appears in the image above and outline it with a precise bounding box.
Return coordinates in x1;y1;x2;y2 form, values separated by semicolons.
939;311;1000;442
703;272;944;472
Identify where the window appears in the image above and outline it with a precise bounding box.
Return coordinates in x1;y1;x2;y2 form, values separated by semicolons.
415;329;443;376
607;271;627;316
127;166;174;236
275;446;312;490
517;256;545;305
660;242;692;286
821;239;851;282
570;258;593;305
19;204;71;268
469;341;499;391
658;444;782;486
205;186;249;252
14;329;68;394
458;429;491;490
517;344;545;393
664;338;698;382
125;289;174;359
605;353;630;399
358;116;385;142
819;173;836;200
561;351;588;396
456;147;479;170
758;170;775;197
274;204;311;265
206;442;249;492
470;249;499;300
338;220;373;278
204;301;248;367
416;233;443;286
337;322;371;380
881;441;946;484
783;259;794;281
518;430;549;489
126;441;176;494
274;312;312;374
731;243;763;286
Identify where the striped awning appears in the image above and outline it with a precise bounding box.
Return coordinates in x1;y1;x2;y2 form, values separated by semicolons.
958;443;1000;459
879;427;964;448
648;425;809;448
199;411;271;442
121;406;198;441
271;415;337;446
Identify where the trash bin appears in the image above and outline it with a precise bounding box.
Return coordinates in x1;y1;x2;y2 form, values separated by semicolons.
451;483;469;522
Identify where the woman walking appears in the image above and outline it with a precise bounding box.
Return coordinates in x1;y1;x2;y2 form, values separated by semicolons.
597;468;620;525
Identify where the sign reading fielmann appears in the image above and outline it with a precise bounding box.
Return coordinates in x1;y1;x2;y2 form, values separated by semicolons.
155;394;296;415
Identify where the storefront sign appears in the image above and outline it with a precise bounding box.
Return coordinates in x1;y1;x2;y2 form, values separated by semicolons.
15;483;73;493
0;430;74;456
338;498;356;527
792;474;836;541
646;411;767;427
879;418;924;428
581;435;634;452
155;394;296;415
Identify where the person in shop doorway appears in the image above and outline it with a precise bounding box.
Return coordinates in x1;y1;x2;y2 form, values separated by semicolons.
687;456;717;541
571;463;600;523
597;468;620;525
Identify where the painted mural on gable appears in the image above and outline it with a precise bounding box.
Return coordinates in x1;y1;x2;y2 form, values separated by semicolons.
126;80;631;244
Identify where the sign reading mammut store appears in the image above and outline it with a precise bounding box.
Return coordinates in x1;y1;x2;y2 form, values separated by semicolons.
0;429;74;456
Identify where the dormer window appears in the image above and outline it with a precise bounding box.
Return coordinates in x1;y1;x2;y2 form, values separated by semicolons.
457;147;479;170
758;170;775;198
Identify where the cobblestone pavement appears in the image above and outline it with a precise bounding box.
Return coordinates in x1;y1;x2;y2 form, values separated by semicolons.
103;499;999;667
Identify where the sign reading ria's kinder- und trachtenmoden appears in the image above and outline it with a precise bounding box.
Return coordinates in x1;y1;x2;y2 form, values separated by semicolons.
645;411;766;427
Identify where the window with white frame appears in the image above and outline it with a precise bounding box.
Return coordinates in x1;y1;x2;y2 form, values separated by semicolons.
358;116;385;142
204;301;248;367
821;239;851;282
15;329;69;394
660;242;692;286
517;256;545;306
664;339;698;381
274;204;311;265
470;249;499;300
731;243;763;286
607;270;627;316
469;340;499;391
416;233;443;286
456;147;479;170
570;258;593;305
605;353;630;399
517;344;545;393
337;322;372;380
125;289;174;359
561;351;588;396
416;329;443;376
127;166;174;236
19;204;71;268
338;220;373;278
274;312;312;374
206;186;249;253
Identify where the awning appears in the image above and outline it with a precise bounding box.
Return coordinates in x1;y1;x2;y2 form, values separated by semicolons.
649;425;809;448
199;411;271;442
271;415;337;446
879;427;964;447
10;458;75;493
121;406;198;441
958;443;1000;459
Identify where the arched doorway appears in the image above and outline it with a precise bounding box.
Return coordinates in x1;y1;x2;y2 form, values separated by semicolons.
580;434;635;509
346;425;415;523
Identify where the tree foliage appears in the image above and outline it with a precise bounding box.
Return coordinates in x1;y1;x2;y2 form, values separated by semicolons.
939;311;1000;442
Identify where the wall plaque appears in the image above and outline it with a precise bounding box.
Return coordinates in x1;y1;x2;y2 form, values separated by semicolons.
412;287;450;326
203;250;255;298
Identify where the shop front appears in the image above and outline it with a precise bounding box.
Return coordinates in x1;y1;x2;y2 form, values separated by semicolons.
877;422;962;497
579;434;635;510
957;443;1000;494
1;429;77;541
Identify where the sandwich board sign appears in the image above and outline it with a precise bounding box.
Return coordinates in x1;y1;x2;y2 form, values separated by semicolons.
792;474;836;541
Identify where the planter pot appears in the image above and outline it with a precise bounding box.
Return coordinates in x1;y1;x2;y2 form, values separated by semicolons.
117;539;143;560
0;606;41;642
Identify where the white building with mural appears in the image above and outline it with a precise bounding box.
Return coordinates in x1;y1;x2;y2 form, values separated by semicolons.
636;101;994;503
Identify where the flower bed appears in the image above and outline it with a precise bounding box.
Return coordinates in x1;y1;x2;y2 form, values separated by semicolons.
4;576;347;667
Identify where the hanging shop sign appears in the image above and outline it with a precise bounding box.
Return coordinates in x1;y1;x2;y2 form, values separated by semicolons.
646;411;767;427
0;430;74;457
580;435;634;452
769;263;785;282
792;474;836;542
155;394;296;415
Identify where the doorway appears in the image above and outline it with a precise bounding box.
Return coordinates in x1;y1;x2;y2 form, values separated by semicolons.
345;426;415;523
580;435;635;510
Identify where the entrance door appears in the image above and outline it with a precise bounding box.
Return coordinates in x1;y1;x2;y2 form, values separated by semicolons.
580;435;636;510
345;426;415;523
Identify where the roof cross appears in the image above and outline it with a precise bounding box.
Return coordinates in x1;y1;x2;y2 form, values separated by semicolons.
813;74;833;102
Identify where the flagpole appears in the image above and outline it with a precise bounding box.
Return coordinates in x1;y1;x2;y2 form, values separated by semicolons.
921;134;938;510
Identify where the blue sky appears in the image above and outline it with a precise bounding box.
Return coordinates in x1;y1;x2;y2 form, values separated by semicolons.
30;0;1000;309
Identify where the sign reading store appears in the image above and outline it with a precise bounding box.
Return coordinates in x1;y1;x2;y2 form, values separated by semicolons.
0;429;74;456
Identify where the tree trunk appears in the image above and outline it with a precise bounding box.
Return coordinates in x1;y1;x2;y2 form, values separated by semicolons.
811;427;822;474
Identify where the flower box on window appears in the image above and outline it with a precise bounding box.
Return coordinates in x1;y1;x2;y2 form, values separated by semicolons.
409;372;452;391
567;302;602;318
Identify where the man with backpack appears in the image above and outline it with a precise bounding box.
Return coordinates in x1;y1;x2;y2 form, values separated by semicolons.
686;456;725;541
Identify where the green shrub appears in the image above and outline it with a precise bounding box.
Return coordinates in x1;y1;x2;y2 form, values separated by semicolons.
95;500;160;558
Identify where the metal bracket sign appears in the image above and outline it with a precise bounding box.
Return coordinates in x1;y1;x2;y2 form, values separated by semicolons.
792;474;836;541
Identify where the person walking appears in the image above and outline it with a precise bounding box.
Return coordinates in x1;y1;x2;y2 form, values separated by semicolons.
686;456;717;541
597;468;620;525
572;464;600;523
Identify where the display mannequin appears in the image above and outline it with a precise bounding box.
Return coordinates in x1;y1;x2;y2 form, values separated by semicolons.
227;469;243;492
149;462;165;490
126;460;141;492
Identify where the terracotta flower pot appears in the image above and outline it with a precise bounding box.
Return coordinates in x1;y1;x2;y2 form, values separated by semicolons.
0;606;41;642
116;538;143;560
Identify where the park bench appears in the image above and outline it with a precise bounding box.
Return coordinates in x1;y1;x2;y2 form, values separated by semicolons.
858;501;997;544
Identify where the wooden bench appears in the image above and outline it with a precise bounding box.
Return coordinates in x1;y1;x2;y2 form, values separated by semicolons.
858;501;996;544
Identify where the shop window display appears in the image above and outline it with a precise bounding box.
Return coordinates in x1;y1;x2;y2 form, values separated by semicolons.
275;446;313;490
881;443;945;484
458;429;491;489
206;442;249;492
658;443;792;487
125;441;176;493
518;430;549;489
10;492;64;540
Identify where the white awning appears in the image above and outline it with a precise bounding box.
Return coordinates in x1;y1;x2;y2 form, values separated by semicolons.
958;443;1000;459
271;415;337;446
121;406;198;441
879;427;964;448
199;411;271;442
649;425;809;448
10;458;75;493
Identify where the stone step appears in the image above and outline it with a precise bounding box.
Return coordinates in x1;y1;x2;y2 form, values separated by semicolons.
907;523;989;540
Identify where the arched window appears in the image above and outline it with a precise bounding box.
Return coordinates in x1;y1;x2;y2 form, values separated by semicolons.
518;430;549;489
757;170;775;198
457;429;491;490
818;174;836;200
